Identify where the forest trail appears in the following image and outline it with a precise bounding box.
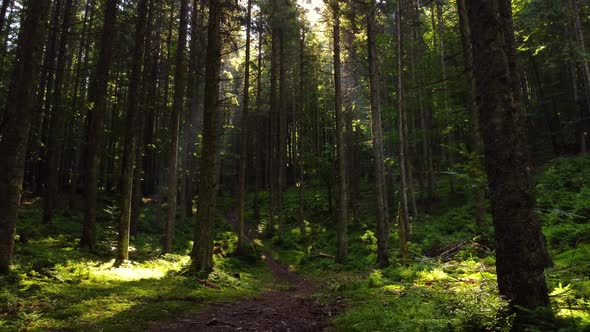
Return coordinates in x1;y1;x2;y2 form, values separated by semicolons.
152;251;339;331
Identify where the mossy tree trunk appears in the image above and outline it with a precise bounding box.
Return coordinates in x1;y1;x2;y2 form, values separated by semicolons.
0;0;51;273
190;0;223;274
81;0;118;250
465;0;551;317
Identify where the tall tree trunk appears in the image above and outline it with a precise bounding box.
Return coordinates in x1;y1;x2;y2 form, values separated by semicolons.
68;0;94;209
43;0;74;225
333;0;348;262
237;0;252;252
80;0;118;250
131;0;155;237
190;0;223;274
0;0;10;36
269;1;280;239
29;0;61;196
396;0;409;260
163;0;188;254
435;0;456;196
115;0;149;264
456;0;486;227
465;0;551;317
297;31;305;234
277;29;287;242
368;4;389;267
253;26;264;222
569;0;590;153
0;0;51;274
183;0;204;218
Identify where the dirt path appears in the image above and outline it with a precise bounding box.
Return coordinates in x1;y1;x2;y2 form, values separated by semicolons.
152;253;339;331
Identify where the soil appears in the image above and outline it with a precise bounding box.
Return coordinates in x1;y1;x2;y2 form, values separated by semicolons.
151;252;340;331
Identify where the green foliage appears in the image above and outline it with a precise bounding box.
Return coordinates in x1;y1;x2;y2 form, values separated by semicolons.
0;206;271;331
264;155;590;331
330;258;510;332
536;156;590;250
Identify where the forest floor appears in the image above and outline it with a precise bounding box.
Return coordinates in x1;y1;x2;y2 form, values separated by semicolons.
1;155;589;331
153;251;341;331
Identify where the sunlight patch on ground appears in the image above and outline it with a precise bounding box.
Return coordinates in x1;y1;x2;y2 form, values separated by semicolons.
89;256;189;282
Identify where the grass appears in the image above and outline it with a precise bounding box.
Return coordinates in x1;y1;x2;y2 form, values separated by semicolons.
0;205;272;331
262;155;590;331
2;155;589;331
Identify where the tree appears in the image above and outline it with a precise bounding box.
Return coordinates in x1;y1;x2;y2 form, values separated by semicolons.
333;0;348;262
190;0;224;274
456;0;486;227
42;0;75;225
396;0;409;260
80;0;119;250
0;0;10;36
116;0;149;264
237;0;252;252
164;0;189;254
367;2;389;267
465;0;551;317
0;0;52;273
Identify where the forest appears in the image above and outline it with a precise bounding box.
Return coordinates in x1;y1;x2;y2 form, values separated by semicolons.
0;0;589;330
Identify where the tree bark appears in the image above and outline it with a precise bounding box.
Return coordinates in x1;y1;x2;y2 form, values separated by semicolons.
269;0;280;239
367;4;389;267
43;0;75;225
115;0;149;264
80;0;118;250
183;0;205;218
0;0;51;273
0;0;10;36
164;0;189;254
465;0;551;315
237;0;252;252
568;0;590;153
456;0;486;227
396;0;409;260
333;0;348;262
190;0;223;274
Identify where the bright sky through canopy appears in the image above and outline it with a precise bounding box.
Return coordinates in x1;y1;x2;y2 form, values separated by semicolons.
300;0;324;25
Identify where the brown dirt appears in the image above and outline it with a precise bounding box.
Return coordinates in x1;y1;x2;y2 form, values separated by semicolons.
151;253;340;332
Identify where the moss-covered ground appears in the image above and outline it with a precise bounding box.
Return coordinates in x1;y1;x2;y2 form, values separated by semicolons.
1;155;589;331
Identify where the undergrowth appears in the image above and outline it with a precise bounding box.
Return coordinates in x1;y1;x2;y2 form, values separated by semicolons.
0;205;271;331
262;155;590;331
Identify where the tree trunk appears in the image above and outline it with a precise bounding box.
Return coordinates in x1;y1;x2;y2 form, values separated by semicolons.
465;0;551;316
29;0;61;196
269;1;280;239
456;0;486;227
115;0;149;264
277;29;287;242
80;0;118;250
368;4;389;267
0;0;51;274
190;0;223;274
237;0;252;252
43;0;75;225
396;0;409;260
68;0;94;209
183;0;205;218
253;26;264;223
164;0;188;254
435;0;456;196
0;0;10;36
569;0;590;153
333;0;348;262
298;31;305;235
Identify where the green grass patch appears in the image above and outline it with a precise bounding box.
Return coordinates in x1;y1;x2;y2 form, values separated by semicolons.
0;205;272;331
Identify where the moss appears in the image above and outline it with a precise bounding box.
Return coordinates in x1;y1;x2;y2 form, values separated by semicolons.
0;207;272;331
